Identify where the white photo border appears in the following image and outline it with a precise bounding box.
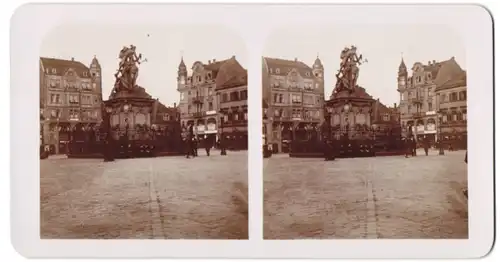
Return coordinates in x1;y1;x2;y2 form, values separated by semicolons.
10;3;494;259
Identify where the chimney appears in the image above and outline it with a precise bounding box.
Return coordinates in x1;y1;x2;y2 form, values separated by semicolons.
232;55;235;59
294;57;298;62
174;102;177;108
428;61;431;65
208;60;211;64
71;57;74;61
394;103;396;109
433;60;436;64
212;59;216;63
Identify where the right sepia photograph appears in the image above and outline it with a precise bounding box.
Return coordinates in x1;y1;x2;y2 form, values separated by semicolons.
262;24;468;239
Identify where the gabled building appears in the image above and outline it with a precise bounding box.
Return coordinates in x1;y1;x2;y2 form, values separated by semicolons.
435;70;467;149
262;56;325;153
39;56;103;154
397;56;464;141
177;55;247;148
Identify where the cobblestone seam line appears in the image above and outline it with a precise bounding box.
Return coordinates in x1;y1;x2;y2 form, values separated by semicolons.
148;163;165;239
365;179;379;238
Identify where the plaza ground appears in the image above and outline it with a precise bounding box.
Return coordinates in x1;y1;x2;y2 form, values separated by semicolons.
40;150;248;239
263;149;468;239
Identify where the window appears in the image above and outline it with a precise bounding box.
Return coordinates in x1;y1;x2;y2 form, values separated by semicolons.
244;112;248;120
459;91;467;101
188;105;192;113
383;114;390;121
292;109;302;119
442;114;448;123
230;91;239;101
305;72;310;77
162;114;170;121
274;109;280;117
208;102;213;111
51;68;56;74
69;95;79;104
69;109;79;120
222;93;229;102
269;68;273;74
292;94;301;103
208;88;213;96
50;109;60;118
240;90;247;100
180;92;185;100
428;102;432;111
407;105;411;113
273;81;280;88
83;72;87;77
273;93;284;103
276;68;280;74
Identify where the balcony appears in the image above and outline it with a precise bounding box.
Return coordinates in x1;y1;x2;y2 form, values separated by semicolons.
193;112;203;118
191;96;204;104
410;97;423;104
412;112;425;118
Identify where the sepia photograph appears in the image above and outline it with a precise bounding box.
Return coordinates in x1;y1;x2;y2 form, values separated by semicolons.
262;24;468;239
39;24;249;239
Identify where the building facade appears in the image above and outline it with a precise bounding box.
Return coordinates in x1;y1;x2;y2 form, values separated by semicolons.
397;56;464;142
216;70;248;150
435;71;467;149
39;56;103;154
177;56;247;148
262;56;325;153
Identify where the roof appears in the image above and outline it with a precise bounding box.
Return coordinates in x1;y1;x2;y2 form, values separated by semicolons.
209;57;247;90
152;100;179;124
40;57;91;78
436;71;467;91
421;57;464;85
218;69;247;89
263;57;314;78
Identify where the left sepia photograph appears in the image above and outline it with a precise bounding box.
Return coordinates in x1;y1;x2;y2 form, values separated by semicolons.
39;24;248;239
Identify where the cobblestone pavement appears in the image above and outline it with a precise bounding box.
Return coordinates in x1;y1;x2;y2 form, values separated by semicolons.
40;150;248;239
263;149;468;239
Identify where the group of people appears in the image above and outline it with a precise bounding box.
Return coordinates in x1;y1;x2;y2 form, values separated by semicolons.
184;124;218;158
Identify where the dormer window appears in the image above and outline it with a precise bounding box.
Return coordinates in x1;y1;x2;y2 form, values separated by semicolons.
305;72;310;77
51;68;56;74
276;68;280;74
83;72;87;77
269;68;273;74
207;72;212;79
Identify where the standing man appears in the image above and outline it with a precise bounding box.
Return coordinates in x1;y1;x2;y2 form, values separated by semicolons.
204;135;212;156
192;137;198;157
186;123;194;158
404;138;410;158
423;136;429;156
411;137;417;156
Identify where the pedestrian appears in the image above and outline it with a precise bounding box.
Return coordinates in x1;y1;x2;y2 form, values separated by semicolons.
204;135;212;156
192;137;198;157
403;138;410;158
411;137;417;156
423;136;429;156
186;124;194;159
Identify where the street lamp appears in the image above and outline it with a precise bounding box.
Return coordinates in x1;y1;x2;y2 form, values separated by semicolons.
438;113;445;155
103;104;115;162
219;109;227;155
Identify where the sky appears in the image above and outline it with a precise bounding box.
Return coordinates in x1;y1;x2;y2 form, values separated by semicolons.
40;24;248;107
263;24;466;107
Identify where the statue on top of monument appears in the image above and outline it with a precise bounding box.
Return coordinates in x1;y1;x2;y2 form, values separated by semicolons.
112;45;146;94
334;45;367;94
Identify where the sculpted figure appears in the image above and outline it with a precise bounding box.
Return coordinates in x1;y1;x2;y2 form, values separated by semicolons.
113;45;144;92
